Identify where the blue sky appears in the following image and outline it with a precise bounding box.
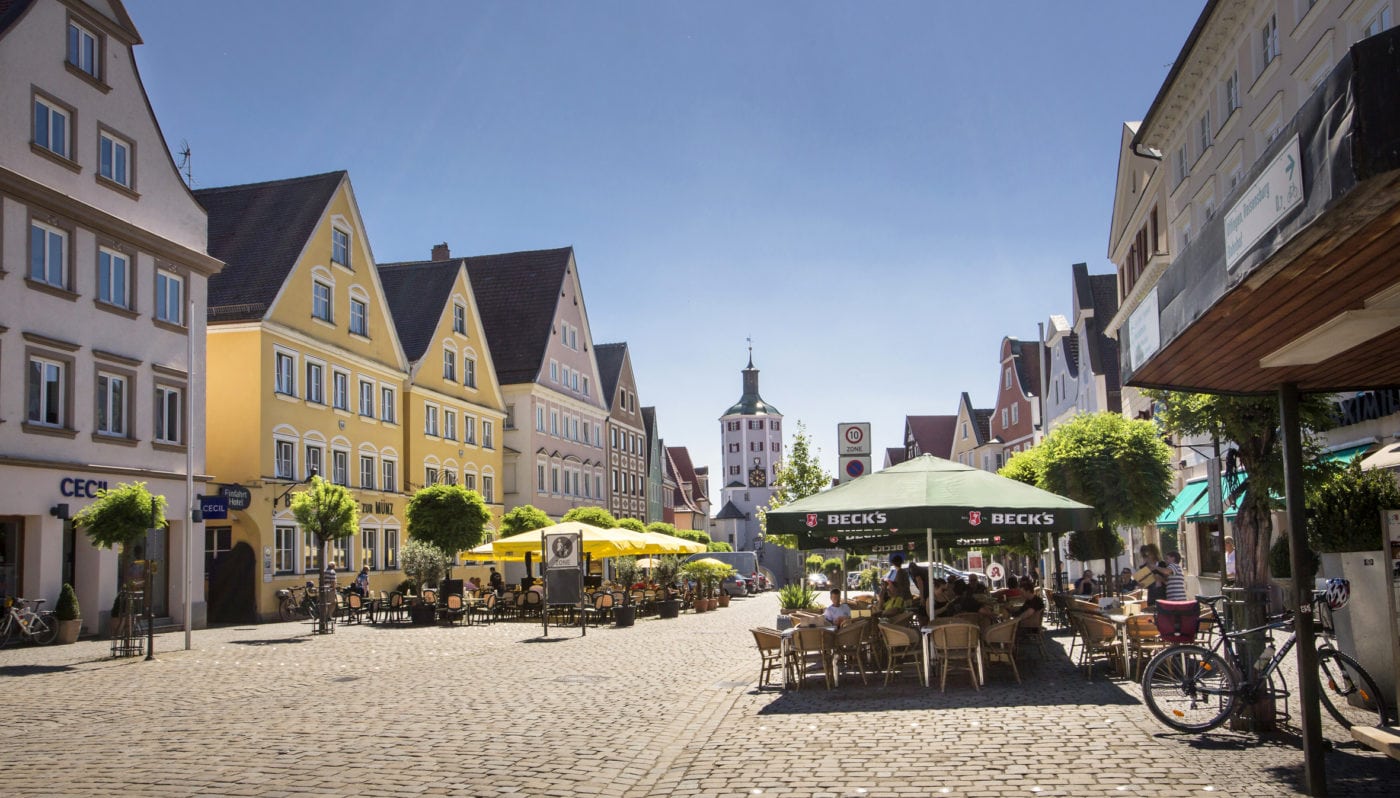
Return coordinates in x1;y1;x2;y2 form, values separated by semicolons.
127;1;1202;498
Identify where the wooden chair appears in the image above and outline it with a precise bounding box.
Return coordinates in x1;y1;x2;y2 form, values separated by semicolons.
982;618;1021;684
467;592;496;626
581;592;614;626
751;627;788;689
1125;614;1169;680
788;626;834;690
380;591;407;624
830;619;870;685
520;590;543;619
344;592;372;624
422;588;438;606
930;622;981;692
1077;615;1124;681
878;621;924;687
1017;608;1047;657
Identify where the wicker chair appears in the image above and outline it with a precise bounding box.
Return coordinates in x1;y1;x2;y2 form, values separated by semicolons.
878;621;924;687
1125;613;1169;680
751;627;788;688
1078;615;1124;681
830;619;871;685
788;626;834;690
1017;608;1047;657
438;593;466;627
930;622;981;691
982;618;1021;684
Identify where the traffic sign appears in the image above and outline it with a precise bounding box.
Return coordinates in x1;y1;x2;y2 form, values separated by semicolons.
838;455;871;484
985;561;1005;584
838;422;871;456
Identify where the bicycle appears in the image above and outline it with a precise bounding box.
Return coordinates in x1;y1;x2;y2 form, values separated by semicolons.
1140;578;1391;735
276;582;321;622
0;597;58;647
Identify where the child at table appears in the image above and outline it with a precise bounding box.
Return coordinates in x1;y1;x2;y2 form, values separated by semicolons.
823;588;852;628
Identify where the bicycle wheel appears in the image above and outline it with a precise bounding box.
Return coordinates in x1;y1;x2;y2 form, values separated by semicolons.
1317;648;1388;729
1141;645;1239;732
29;614;58;645
278;597;295;623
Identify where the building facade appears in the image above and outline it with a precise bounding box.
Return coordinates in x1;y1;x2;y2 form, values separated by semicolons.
948;392;997;472
716;357;782;551
665;446;708;532
902;415;956;461
991;337;1044;466
0;0;222;632
641;406;664;523
1043;263;1122;434
377;250;507;525
595;342;646;521
199;171;408;622
467;247;610;518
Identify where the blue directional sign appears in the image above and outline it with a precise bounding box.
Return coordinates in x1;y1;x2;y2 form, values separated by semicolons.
199;495;229;520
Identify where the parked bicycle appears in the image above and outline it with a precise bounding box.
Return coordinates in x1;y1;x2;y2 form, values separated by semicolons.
275;582;321;622
0;597;58;647
1140;578;1391;735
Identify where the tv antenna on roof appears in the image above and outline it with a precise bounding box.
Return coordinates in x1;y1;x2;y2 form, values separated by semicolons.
176;139;193;187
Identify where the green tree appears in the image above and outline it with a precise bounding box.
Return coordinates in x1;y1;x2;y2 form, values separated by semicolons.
706;541;734;552
845;553;864;570
645;521;680;537
406;484;490;566
73;481;166;554
674;528;711;545
758;421;832;548
617;517;646;533
399;538;449;593
1308;458;1400;553
290;476;359;572
562;506;618;528
500;505;552;536
805;554;824;574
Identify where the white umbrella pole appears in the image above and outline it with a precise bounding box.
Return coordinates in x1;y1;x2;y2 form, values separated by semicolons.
926;528;935;622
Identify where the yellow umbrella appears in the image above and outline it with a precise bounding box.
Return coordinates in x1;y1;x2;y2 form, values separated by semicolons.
486;521;650;560
634;531;706;555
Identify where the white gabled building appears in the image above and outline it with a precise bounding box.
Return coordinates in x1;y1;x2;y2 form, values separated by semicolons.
0;0;222;632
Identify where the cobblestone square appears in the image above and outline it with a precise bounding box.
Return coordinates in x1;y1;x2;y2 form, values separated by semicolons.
1;593;1394;797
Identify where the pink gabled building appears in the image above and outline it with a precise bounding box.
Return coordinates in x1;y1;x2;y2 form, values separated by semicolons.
991;337;1044;468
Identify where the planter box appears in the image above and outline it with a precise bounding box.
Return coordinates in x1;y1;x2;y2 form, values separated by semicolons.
55;618;82;644
693;600;707;614
656;600;680;619
717;594;731;608
613;605;636;627
409;603;437;626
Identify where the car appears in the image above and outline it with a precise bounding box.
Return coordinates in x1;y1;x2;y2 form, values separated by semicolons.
807;572;829;589
721;574;749;597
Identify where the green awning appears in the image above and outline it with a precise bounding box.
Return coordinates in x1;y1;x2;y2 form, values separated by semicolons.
1321;443;1373;464
1157;480;1209;526
1185;472;1249;523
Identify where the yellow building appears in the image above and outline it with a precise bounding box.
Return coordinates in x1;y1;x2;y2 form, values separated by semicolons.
378;247;507;534
197;172;410;621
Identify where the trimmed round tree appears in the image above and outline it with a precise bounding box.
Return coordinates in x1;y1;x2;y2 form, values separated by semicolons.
617;517;645;533
72;481;166;586
290;476;359;626
500;505;552;537
561;506;618;529
406;484;491;571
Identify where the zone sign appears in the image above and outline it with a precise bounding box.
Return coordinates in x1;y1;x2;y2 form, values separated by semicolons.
838;422;871;456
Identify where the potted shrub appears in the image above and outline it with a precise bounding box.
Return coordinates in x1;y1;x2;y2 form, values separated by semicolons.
54;583;82;644
612;557;639;627
400;538;448;625
653;557;682;618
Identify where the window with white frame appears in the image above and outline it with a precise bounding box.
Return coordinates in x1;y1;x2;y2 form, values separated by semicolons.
1011;403;1020;425
537;463;547;493
305;444;322;480
380;386;395;423
581;375;589;396
1002;368;1012;389
482;475;494;504
444;409;457;441
1364;6;1392;38
1224;70;1240;116
1175;144;1189;185
425;465;439;486
361;528;378;570
29;220;68;289
156;270;183;325
66;19;99;78
32;95;70;159
359;380;374;416
384;529;400;569
275;439;295;479
443;347;456;382
464;356;476;388
1001;408;1009;429
536;405;545;431
274;526;296;574
551;465;560;493
332;370;349;410
483;420;494;449
302;530;318;572
463;471;477;491
381;459;397;493
570;371;579;391
349;298;367;336
332;227;351;268
550;410;559;436
26;356;66;428
305;361;324;404
97;248;129;308
332;449;349;486
96;372;127;436
1197;110;1212;155
275;352;296;396
1261;14;1279;69
312;281;332;322
550;360;558;382
360;455;375;490
442;469;456;486
154;385;182;444
98;130;131;188
463;415;476;445
333;537;352;570
453;303;465;334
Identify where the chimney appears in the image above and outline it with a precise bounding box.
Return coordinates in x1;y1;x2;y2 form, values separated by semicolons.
431;242;451;261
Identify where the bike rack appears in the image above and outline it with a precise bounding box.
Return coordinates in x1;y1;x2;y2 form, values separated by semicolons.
110;589;145;658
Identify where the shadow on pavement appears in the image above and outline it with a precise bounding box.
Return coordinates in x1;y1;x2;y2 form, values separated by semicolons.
229;637;309;646
0;663;74;677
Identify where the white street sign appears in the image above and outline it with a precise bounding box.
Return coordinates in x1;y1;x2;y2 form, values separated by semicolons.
1225;134;1304;272
838;422;871;456
839;456;871;484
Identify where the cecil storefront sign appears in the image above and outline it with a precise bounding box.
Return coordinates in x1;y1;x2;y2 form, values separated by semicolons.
60;477;109;498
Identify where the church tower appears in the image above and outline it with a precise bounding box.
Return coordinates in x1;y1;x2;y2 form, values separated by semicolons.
717;350;784;552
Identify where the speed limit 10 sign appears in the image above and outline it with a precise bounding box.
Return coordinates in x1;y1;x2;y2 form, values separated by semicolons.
837;422;871;456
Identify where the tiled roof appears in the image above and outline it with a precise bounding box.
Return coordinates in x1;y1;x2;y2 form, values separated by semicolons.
715;500;747;520
0;0;33;36
594;343;627;410
665;447;701;513
885;447;908;467
1012;339;1042;397
1086;273;1122;389
905;415;957;459
641;406;657;438
974;408;994;442
1064;332;1081;378
377;260;461;362
464;247;573;386
196;171;345;323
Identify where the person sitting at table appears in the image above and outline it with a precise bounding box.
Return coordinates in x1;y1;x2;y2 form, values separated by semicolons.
489;567;505;596
1011;592;1046;619
1115;568;1136;593
1075;570;1096;596
879;570;913;616
467;576;484;594
823;588;852;628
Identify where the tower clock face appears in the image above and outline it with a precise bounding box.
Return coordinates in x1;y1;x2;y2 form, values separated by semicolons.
748;466;767;487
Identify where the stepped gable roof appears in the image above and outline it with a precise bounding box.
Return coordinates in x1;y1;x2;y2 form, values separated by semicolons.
463;247;573;385
594;343;627;409
196;171;345;322
715;500;747;520
885;447;908;467
376;260;461;362
1064;332;1081;378
905;415;957;459
1086;273;1122;387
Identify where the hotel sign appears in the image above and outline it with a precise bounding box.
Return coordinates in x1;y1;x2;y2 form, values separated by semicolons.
1224;134;1303;272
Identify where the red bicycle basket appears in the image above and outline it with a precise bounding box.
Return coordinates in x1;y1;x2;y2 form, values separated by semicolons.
1154;600;1202;643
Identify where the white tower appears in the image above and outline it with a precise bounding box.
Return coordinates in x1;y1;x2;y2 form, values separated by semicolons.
717;350;784;551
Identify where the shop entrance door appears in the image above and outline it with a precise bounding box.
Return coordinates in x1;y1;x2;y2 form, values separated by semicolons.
0;518;21;598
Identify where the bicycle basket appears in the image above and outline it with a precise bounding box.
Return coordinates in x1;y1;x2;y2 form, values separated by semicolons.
1154;599;1202;643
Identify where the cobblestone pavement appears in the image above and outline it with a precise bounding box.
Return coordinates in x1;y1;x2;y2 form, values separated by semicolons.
1;594;1394;797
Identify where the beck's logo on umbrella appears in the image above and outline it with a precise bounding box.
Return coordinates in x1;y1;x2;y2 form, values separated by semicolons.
968;511;982;526
806;513;818;528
